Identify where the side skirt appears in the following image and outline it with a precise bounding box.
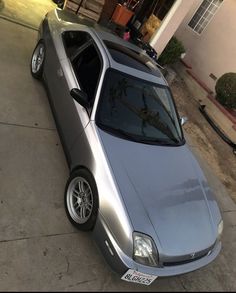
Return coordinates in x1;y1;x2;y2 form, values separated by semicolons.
42;77;72;169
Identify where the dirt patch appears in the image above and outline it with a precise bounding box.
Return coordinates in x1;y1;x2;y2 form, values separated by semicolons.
170;75;236;202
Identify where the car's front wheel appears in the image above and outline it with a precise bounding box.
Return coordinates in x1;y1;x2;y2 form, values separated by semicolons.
64;169;99;231
30;40;45;79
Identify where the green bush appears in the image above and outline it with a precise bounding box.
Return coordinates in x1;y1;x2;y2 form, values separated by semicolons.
158;37;185;66
215;73;236;109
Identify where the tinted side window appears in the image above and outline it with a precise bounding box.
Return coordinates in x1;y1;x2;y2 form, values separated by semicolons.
62;31;91;59
72;44;102;105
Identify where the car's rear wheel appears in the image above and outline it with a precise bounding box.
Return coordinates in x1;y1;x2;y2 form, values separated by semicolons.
64;169;99;231
31;40;45;79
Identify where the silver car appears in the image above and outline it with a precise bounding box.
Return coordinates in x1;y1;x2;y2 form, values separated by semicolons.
30;8;223;286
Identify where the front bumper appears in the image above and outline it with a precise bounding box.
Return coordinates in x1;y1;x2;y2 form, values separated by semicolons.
93;214;222;278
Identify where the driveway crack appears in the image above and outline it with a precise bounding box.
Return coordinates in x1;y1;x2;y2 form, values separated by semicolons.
65;256;70;273
0;231;78;244
178;277;188;292
68;278;97;289
0;121;56;132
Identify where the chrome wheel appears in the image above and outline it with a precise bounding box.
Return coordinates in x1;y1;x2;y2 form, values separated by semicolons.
67;177;94;224
31;42;45;74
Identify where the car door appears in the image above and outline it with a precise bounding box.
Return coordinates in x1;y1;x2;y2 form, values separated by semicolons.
44;30;102;163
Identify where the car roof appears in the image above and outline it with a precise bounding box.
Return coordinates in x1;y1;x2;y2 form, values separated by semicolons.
89;27;163;79
54;9;166;84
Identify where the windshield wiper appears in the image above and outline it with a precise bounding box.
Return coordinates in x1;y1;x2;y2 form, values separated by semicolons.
138;137;181;146
98;123;182;145
97;123;140;142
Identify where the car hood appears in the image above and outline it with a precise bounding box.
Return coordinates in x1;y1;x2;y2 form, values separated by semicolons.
98;128;218;258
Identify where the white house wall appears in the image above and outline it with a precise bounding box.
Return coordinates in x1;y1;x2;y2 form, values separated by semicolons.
175;0;236;93
150;0;195;55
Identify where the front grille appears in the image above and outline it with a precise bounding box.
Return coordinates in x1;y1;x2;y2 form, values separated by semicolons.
163;251;209;267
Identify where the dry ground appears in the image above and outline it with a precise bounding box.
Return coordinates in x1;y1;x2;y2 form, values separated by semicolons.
171;75;236;203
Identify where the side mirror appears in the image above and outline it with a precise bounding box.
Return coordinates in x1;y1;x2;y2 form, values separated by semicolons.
56;0;64;9
70;88;90;109
180;116;188;126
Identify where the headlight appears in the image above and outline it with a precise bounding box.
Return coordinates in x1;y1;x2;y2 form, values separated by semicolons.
133;232;159;267
218;220;223;240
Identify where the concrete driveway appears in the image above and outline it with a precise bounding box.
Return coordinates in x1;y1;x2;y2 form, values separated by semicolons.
0;0;56;29
0;5;236;292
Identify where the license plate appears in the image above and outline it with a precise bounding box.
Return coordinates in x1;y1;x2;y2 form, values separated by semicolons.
121;269;158;286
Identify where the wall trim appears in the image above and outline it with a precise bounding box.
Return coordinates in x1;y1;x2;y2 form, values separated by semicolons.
150;0;183;47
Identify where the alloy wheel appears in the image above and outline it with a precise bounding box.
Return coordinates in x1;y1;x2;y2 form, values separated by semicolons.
67;176;94;224
31;43;45;74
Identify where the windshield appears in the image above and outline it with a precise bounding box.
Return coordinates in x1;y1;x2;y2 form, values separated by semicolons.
96;70;184;145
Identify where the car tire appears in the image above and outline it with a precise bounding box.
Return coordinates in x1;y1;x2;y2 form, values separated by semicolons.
64;169;99;231
30;40;45;79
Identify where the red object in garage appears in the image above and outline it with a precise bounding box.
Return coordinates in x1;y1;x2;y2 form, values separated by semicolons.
111;4;134;26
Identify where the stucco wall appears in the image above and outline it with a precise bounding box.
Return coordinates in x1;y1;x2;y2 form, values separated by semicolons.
150;0;195;55
175;0;236;93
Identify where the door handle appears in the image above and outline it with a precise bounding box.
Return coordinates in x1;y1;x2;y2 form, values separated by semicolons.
57;68;64;77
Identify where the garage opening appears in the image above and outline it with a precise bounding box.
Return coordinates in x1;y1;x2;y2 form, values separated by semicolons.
131;0;176;42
